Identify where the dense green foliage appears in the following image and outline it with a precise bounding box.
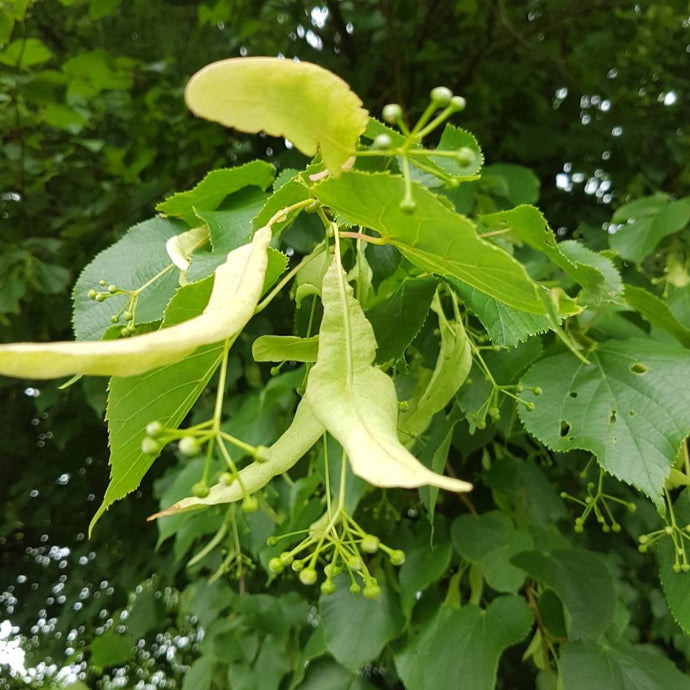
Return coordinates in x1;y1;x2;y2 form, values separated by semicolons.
1;2;689;689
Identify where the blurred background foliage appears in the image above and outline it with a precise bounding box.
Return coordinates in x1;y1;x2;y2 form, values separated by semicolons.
0;0;688;687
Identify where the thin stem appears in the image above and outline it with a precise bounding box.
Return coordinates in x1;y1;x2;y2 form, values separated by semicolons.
254;244;326;314
332;229;354;387
338;231;385;245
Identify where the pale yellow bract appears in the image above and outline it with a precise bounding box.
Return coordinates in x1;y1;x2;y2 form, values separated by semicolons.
185;57;369;177
0;227;272;379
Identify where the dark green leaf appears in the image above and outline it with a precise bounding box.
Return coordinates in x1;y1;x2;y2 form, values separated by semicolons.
394;596;532;690
511;548;615;640
560;640;690;690
519;339;690;504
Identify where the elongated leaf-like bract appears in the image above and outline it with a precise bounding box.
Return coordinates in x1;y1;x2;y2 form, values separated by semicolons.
0;227;272;379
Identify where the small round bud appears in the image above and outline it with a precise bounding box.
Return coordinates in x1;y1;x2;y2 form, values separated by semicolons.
683;563;690;573
111;315;120;324
532;387;543;396
95;293;106;302
455;147;476;167
192;481;209;498
560;492;568;499
324;563;338;577
389;549;406;566
488;406;500;418
98;280;107;286
363;582;381;599
270;366;281;376
525;402;536;411
349;583;361;595
178;436;200;457
476;420;487;430
242;496;259;513
611;522;621;533
449;95;466;112
347;556;363;571
280;552;294;566
123;311;133;321
673;562;682;573
299;568;318;586
268;557;284;574
638;544;647;553
639;534;649;544
585;496;594;505
360;535;380;554
88;289;97;299
219;472;234;486
399;198;416;214
108;285;117;294
574;523;584;533
291;559;304;572
430;86;453;107
398;401;409;412
664;525;674;535
266;536;277;546
145;421;163;437
602;524;610;533
627;503;637;513
382;103;403;124
321;579;336;595
141;437;160;455
373;134;393;150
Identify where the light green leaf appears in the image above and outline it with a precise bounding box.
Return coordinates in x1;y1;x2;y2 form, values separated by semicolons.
398;294;472;444
91;278;225;531
435;124;484;178
452;281;551;347
305;256;472;493
365;276;437;364
519;339;690;504
252;335;319;362
181;655;215;690
90;629;135;669
394;596;532;690
73;216;185;341
609;195;690;264
451;511;534;594
481;206;619;303
0;228;271;379
156;161;275;225
320;577;404;672
149;398;324;517
511;548;616;640
314;171;545;314
560;640;690;690
655;489;690;634
0;38;52;67
185;57;368;176
624;284;690;348
558;239;623;304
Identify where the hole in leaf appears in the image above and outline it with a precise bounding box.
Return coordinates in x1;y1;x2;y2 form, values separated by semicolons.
569;392;578;398
560;421;571;437
630;362;648;375
609;410;617;424
628;410;636;417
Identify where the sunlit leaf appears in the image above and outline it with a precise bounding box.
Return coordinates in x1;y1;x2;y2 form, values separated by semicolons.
252;335;319;363
305;255;472;492
0;228;272;379
314;171;545;313
185;57;368;176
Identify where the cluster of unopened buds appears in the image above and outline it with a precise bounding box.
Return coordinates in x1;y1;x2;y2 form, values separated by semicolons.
87;280;138;336
359;85;478;213
561;470;636;534
267;510;405;598
141;418;269;512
